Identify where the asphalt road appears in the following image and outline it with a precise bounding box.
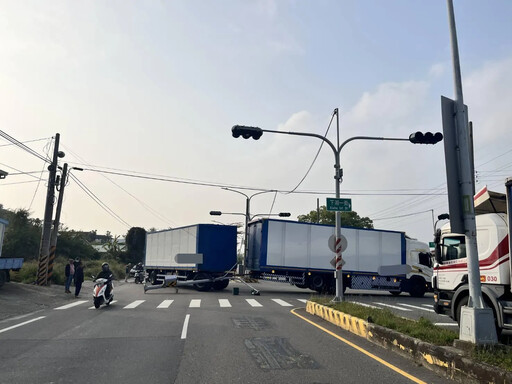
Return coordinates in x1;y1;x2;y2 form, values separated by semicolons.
0;280;454;384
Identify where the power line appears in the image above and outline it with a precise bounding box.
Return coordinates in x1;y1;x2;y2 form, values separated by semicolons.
372;209;433;221
0;137;51;148
0;130;51;163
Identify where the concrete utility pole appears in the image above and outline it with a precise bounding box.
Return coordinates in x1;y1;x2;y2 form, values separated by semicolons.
36;134;62;286
47;163;68;282
446;0;496;343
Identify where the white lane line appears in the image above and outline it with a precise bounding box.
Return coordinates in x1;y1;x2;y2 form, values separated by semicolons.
434;323;458;326
219;299;231;308
351;301;380;309
422;304;433;308
374;302;412;311
157;300;174;309
246;299;262;307
181;314;190;339
88;300;118;309
54;301;88;310
297;299;308;303
123;300;145;309
398;303;435;312
189;299;201;308
0;316;46;334
272;299;293;307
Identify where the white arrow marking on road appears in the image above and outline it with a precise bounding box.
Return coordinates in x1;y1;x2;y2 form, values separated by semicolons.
189;299;201;308
0;316;46;334
398;303;435;312
54;301;88;310
181;314;190;339
123;300;145;309
374;302;412;311
246;299;262;307
157;300;174;308
219;299;231;308
272;299;293;307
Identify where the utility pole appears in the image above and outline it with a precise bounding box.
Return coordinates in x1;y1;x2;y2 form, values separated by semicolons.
445;0;497;343
36;134;62;286
47;163;68;282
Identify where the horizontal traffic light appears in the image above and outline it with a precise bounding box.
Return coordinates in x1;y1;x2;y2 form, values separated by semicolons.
409;131;443;144
209;211;222;216
232;125;263;140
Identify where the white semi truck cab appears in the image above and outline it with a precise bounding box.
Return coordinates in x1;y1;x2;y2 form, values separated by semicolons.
432;180;512;334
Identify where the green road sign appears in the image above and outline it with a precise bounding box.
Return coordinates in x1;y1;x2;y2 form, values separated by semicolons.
429;242;435;248
326;198;352;212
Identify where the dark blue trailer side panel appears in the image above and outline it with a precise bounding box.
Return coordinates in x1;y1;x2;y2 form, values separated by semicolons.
197;224;237;272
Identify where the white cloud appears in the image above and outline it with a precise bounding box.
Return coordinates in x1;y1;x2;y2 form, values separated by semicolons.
429;62;446;78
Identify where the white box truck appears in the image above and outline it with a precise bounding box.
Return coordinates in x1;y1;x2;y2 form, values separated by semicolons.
247;219;432;297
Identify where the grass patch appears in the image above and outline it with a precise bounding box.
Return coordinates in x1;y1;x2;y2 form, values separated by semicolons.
311;297;458;346
472;345;512;371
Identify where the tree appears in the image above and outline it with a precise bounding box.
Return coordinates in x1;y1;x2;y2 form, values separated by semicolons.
125;227;146;264
1;208;41;260
297;205;373;229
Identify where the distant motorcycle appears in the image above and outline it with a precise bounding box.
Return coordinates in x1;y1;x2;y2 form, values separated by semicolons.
92;277;114;308
133;269;145;284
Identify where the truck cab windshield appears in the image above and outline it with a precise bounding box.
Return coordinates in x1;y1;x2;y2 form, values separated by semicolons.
441;236;466;261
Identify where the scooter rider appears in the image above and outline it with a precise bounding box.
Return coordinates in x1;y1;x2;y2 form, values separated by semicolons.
135;262;143;272
96;262;114;299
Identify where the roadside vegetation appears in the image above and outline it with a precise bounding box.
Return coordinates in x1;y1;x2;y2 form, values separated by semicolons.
311;297;512;371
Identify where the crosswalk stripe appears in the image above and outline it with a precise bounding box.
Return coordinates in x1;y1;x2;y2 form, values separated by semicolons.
272;299;293;307
54;301;88;310
157;300;174;309
189;299;201;308
246;299;262;307
398;303;435;312
88;300;118;309
219;299;231;308
297;299;308;303
434;323;458;326
374;302;412;311
123;300;145;309
422;304;433;308
351;301;380;309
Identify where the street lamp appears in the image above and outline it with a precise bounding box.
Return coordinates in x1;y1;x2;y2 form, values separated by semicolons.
232;109;443;302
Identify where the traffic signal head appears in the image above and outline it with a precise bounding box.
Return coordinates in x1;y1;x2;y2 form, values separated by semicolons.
209;211;222;216
232;125;263;140
409;131;443;144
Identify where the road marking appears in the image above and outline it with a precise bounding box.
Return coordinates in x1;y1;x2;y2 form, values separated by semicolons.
297;299;308;303
434;323;458;326
374;302;412;311
219;299;231;308
351;301;380;309
291;309;427;384
88;300;118;309
181;314;190;339
123;300;145;309
272;299;293;307
189;299;201;308
54;301;88;310
0;316;46;334
246;299;262;307
398;303;435;312
421;304;433;308
157;300;174;308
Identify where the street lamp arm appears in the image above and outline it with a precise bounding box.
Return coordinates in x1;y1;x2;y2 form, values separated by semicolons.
339;136;409;153
222;187;248;199
262;129;338;159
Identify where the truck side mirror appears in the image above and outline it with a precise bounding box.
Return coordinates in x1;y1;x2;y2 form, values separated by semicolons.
434;229;442;263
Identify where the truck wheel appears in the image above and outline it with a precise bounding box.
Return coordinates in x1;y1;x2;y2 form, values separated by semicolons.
455;296;469;323
193;273;213;292
0;271;6;288
408;277;427;298
213;279;229;290
309;275;326;292
294;283;308;289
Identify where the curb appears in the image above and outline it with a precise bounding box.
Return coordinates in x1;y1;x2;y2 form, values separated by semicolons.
306;301;512;384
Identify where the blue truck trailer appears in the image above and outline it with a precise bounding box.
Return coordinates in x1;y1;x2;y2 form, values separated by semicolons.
246;219;433;297
144;224;237;291
0;218;24;288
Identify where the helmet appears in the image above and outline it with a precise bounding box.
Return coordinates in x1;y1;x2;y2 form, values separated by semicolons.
101;262;109;272
137;262;142;267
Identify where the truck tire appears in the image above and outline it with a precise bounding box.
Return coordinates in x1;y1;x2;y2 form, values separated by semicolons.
0;270;6;288
193;273;213;292
408;277;427;298
309;275;326;293
213;279;229;291
455;295;469;323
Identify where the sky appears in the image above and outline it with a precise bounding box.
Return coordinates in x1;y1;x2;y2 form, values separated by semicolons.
1;0;511;247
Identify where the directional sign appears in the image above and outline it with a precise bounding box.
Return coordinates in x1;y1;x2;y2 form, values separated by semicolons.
326;198;352;212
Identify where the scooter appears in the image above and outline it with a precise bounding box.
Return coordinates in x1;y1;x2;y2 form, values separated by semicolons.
134;269;145;284
92;277;114;308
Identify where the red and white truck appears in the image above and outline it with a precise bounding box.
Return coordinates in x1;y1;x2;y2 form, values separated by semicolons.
433;179;512;334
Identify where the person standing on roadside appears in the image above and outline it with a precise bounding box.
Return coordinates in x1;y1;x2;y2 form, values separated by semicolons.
74;261;84;298
125;262;132;282
65;259;75;293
